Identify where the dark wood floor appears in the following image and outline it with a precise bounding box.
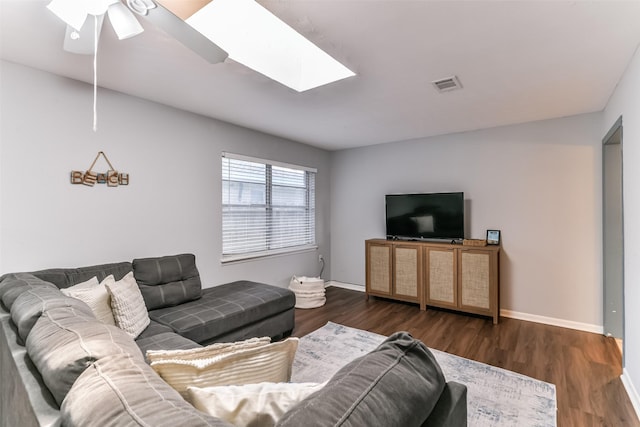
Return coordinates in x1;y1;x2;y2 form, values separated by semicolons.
291;286;639;427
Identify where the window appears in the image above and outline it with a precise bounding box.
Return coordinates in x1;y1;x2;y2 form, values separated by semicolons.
221;153;316;262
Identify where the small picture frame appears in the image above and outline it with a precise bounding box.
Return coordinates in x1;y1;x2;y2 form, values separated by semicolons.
486;230;501;245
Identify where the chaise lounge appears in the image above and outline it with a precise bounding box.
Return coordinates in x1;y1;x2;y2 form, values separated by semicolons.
0;253;467;427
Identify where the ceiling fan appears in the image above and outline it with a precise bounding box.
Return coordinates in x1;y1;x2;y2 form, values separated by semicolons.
46;0;355;92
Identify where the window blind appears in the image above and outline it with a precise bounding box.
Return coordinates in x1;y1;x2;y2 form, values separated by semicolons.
222;153;316;261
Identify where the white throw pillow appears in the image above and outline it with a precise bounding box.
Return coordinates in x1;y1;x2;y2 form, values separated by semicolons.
146;337;272;364
188;381;326;427
61;276;116;325
105;272;150;338
61;276;99;293
150;337;299;398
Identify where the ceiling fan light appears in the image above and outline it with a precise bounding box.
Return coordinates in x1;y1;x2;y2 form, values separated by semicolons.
127;0;157;16
108;2;144;40
47;0;88;31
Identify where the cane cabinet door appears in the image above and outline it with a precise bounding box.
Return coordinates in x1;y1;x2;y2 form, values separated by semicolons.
366;241;392;296
425;247;458;309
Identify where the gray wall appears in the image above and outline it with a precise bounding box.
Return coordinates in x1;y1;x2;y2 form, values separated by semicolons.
330;113;604;330
0;60;331;288
2;54;637;415
603;45;640;414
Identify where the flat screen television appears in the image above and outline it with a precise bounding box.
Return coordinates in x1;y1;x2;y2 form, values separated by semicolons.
385;192;464;241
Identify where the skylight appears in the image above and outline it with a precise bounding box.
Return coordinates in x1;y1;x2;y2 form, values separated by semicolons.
158;0;356;92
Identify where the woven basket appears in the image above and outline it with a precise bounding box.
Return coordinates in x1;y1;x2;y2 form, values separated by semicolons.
289;276;326;308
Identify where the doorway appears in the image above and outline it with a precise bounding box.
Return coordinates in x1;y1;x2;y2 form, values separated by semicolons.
602;116;624;357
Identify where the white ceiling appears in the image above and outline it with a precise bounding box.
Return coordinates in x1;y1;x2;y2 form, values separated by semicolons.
2;0;640;151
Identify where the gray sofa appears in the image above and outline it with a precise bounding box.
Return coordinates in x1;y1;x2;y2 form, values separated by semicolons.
0;254;467;427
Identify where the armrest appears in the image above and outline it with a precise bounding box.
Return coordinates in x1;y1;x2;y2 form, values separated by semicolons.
422;381;467;427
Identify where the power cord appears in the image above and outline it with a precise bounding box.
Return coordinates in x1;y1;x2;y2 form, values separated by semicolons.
318;257;325;279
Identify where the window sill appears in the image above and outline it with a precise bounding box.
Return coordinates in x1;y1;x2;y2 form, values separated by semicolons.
221;245;318;265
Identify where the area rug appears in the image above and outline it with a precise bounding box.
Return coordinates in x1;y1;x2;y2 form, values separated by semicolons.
292;322;557;427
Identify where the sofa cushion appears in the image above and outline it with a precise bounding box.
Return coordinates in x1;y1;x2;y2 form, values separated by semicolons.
276;332;446;427
105;272;150;338
11;286;94;342
149;281;295;344
136;319;175;339
30;262;133;289
149;337;299;398
0;273;57;310
188;381;326;427
133;253;202;310
61;276;116;325
211;309;294;344
26;306;144;406
59;275;98;291
60;353;233;427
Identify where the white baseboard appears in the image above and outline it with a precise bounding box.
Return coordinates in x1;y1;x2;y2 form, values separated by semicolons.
500;309;603;334
621;369;640;420
324;283;603;334
325;280;365;292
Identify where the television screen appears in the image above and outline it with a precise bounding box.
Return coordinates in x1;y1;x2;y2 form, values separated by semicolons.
385;192;464;241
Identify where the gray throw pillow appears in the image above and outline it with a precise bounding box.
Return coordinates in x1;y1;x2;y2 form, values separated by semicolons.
26;306;144;405
132;253;202;310
0;273;57;310
276;332;446;427
10;286;94;342
61;353;234;427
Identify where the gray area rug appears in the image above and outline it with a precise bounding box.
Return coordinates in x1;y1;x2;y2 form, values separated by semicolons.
292;322;557;427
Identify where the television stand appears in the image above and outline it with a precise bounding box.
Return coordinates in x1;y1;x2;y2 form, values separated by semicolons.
365;238;500;324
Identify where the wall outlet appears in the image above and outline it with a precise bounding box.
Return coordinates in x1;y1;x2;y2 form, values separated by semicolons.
318;254;324;263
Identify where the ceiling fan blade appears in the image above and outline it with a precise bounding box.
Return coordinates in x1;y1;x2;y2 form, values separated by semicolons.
133;2;228;64
63;15;105;55
185;0;355;91
108;2;144;40
47;0;88;31
86;0;120;16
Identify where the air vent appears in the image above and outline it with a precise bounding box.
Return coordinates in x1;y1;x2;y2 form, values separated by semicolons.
432;76;463;93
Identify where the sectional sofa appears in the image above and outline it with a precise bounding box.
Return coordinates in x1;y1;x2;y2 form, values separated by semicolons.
0;253;467;427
